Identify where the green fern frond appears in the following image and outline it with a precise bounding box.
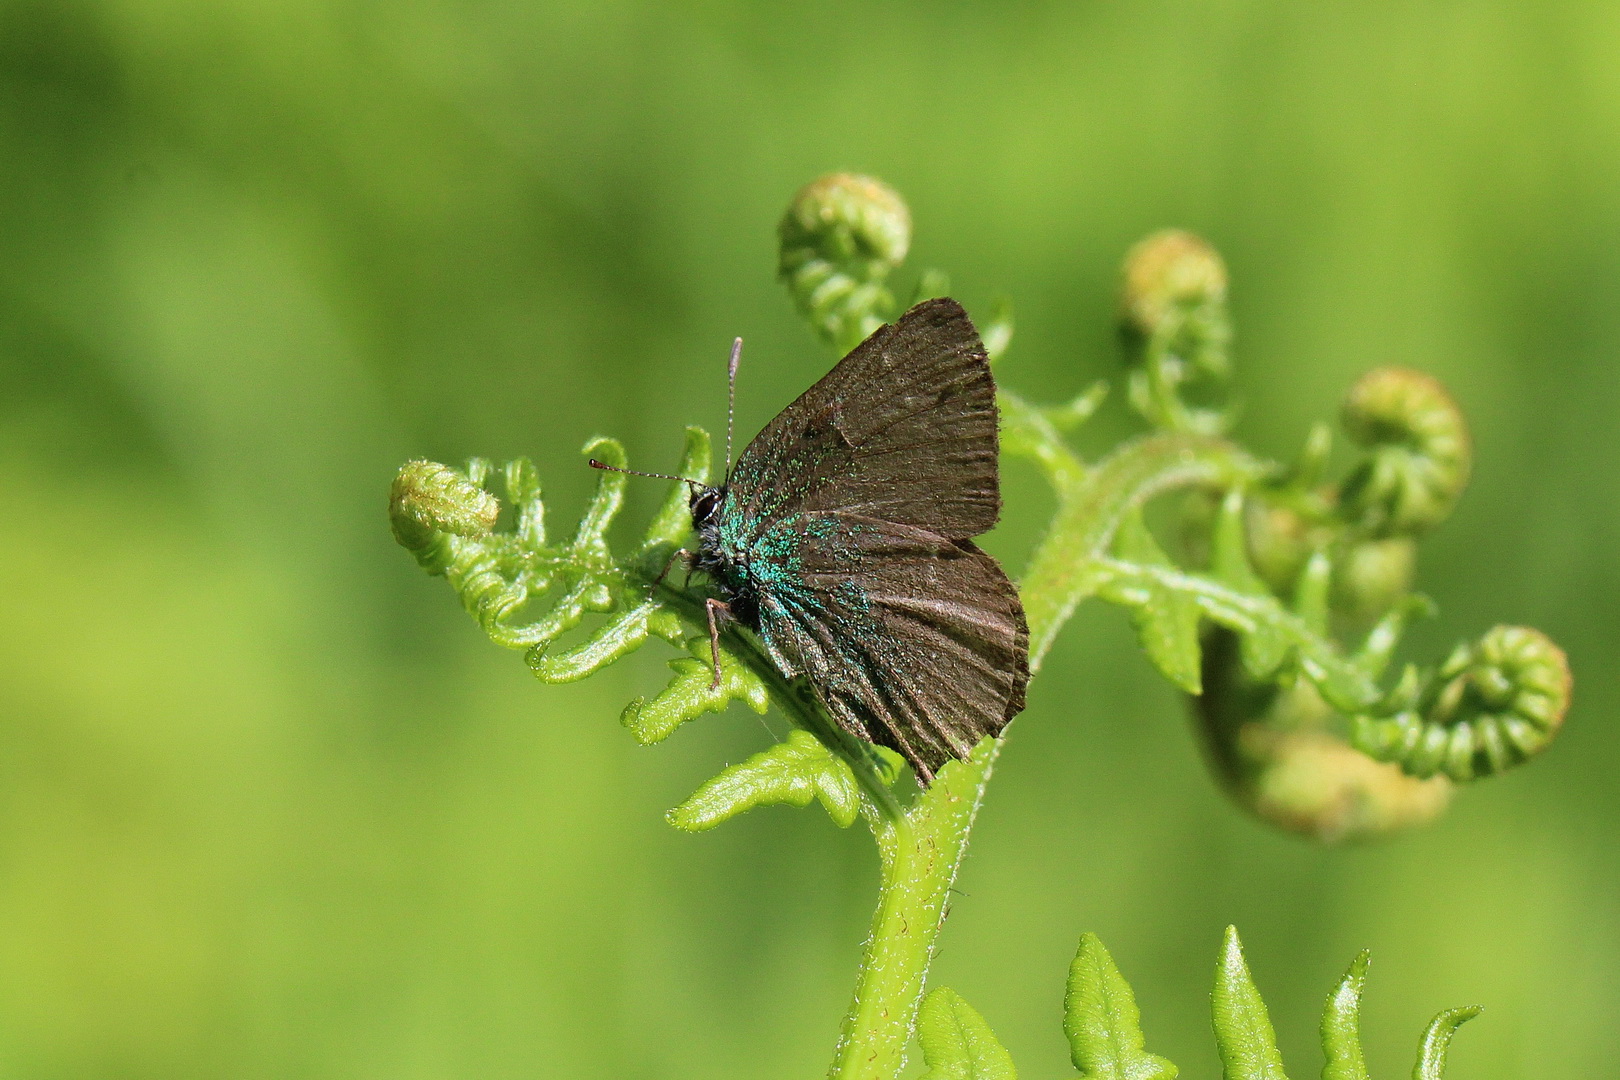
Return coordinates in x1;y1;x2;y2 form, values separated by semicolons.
389;426;889;834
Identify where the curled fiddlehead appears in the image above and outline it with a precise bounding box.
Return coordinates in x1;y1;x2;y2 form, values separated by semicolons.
390;459;501;547
1004;226;1570;841
1339;366;1472;538
1119;228;1235;434
391;436;693;655
778;172;912;353
1353;625;1571;781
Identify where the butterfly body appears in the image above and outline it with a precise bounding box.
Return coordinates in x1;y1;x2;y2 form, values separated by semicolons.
689;298;1029;784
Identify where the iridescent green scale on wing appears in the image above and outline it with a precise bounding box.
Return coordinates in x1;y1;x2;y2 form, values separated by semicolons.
693;298;1030;784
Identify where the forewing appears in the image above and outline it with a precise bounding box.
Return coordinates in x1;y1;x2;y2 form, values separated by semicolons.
725;298;1000;545
750;513;1029;783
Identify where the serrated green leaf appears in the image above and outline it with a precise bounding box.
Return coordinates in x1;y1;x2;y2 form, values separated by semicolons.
1412;1006;1480;1080
916;987;1017;1080
1209;492;1291;678
1210;491;1265;593
667;728;863;830
861;743;906;787
621;635;770;745
1065;933;1179;1080
1089;557;1384;716
999;389;1089;493
1106;509;1203;694
1212;927;1291;1080
1302;658;1376;716
1320;951;1370;1080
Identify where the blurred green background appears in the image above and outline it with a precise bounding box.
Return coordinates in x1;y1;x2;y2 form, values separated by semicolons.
2;1;1616;1077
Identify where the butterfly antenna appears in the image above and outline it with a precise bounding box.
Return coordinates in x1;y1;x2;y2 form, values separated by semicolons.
587;459;702;490
725;337;742;478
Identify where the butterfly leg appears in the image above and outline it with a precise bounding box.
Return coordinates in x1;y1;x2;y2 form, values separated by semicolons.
704;598;733;690
651;548;695;589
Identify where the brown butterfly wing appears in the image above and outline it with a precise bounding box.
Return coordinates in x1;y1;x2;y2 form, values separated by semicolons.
724;297;1000;544
748;514;1029;784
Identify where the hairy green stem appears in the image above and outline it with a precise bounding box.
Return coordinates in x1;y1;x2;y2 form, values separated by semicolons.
829;747;997;1080
1021;430;1263;668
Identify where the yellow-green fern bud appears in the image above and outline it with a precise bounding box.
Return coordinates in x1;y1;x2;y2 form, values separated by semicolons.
1331;537;1417;625
1247;730;1452;843
1193;631;1452;843
390;460;499;551
1120;229;1228;342
1119;229;1233;432
1244;500;1320;598
778;173;911;351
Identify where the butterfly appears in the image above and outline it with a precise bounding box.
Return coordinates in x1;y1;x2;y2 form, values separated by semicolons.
597;298;1029;784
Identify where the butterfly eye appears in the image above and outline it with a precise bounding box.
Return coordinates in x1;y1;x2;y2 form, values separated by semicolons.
690;488;724;525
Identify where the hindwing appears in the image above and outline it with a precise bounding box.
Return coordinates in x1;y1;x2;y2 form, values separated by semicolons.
746;513;1030;783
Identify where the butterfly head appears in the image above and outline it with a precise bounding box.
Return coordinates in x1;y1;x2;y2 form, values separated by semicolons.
688;483;748;620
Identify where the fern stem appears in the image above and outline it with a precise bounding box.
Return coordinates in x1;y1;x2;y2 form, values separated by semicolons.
828;743;998;1080
1021;431;1263;669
